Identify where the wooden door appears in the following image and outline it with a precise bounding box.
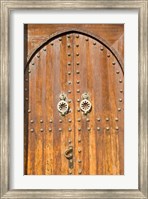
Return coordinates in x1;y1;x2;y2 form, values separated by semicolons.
24;26;124;175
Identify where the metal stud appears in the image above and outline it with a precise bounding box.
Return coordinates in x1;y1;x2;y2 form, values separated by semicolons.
76;34;79;38
30;120;34;123
106;127;110;131
97;118;101;121
87;127;91;131
25;97;28;101
37;55;40;58
30;128;34;132
77;108;80;112
119;79;122;83
59;128;62;132
59;38;62;41
118;108;121;112
68;139;72;144
78;148;81;153
28;70;31;73
119;98;122;102
100;46;104;50
97;127;101;131
77;118;81;122
106;117;109;121
78;169;82;174
76;80;80;84
78;160;81;163
115;126;119;130
24;88;28;91
116;71;120;74
115;117;119;121
68;90;71;94
67;35;70;38
68;53;71;56
78;138;81;142
76;44;79;47
69;109;72;113
76;53;79;56
67;44;71;48
68;128;72;132
28;109;31;113
51;43;54;46
68;81;72;85
78;127;81;131
76;62;80;65
68;71;71;75
120;89;123;93
77;99;80;102
40;128;44;132
68;62;71;66
77;89;80;93
25;78;28;81
59;119;62;123
40;119;43;123
107;54;110;57
76;70;80;74
68;99;72;103
86;118;90;122
49;119;53;123
68;119;72;123
48;128;52;132
112;62;116;65
86;38;89;41
43;48;46;51
93;42;96;45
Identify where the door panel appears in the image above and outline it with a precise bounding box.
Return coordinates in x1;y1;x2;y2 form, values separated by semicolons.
24;30;124;175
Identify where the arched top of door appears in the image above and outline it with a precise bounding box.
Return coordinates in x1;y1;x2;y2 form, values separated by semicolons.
25;28;124;74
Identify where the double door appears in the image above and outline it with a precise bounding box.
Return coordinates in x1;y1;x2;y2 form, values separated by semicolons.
24;30;124;175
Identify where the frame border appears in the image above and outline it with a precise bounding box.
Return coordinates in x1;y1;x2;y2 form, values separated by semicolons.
0;0;147;198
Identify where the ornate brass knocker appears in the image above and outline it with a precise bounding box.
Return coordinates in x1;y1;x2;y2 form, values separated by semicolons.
57;93;69;116
80;92;92;115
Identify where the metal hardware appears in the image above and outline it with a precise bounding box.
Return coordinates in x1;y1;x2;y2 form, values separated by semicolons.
120;89;123;93
77;99;80;102
48;128;52;132
28;70;31;73
115;126;119;130
119;79;122;83
78;127;81;131
30;120;34;123
106;118;109;121
78;169;82;174
67;35;70;38
115;117;119;121
100;46;104;50
40;120;43;123
93;42;96;45
78;148;81;153
87;127;91;131
77;118;81;122
76;80;80;84
57;93;69;116
80;93;92;115
28;109;31;113
86;118;90;122
68;99;72;103
86;38;89;41
68;90;71;94
68;53;71;56
107;54;110;57
68;128;72;132
76;44;79;47
59;38;62;41
68;119;72;123
116;71;120;74
30;129;34;132
78;160;81;163
25;98;28;101
68;62;71;66
77;89;80;93
118;108;121;111
106;127;110;131
119;98;122;102
68;71;71;75
59;128;62;132
67;44;71;48
64;146;73;169
49;119;53;123
97;127;101;131
50;43;54;46
76;53;79;56
76;70;80;74
112;62;116;65
97;118;101;121
78;138;81;142
40;128;44;132
76;34;79;38
59;119;62;123
76;62;80;65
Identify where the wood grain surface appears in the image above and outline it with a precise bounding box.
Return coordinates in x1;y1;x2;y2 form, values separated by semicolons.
24;24;124;175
